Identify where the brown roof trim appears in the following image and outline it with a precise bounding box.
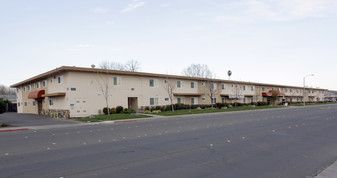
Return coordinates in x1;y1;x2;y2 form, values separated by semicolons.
10;66;327;91
42;92;66;97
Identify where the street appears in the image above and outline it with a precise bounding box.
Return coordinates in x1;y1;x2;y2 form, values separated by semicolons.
1;104;337;178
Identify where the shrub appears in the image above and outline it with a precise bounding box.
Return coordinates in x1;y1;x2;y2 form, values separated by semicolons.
155;106;161;111
130;109;136;113
116;106;124;113
110;107;117;114
144;106;150;111
152;110;162;114
123;108;130;114
215;103;224;109
0;99;6;114
102;107;109;115
144;110;151;114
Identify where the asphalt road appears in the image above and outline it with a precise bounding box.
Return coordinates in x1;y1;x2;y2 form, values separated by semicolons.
1;104;337;178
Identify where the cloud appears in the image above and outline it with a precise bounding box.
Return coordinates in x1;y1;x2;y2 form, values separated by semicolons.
121;0;145;13
93;7;110;14
215;0;337;23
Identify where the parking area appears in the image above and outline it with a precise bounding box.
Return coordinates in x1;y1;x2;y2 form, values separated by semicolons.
0;112;79;127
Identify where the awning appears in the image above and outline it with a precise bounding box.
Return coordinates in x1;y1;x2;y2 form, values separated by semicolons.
173;93;203;96
262;90;285;97
42;92;66;97
28;90;45;99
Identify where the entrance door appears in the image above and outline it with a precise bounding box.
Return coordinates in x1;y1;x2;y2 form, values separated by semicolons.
37;100;43;114
128;97;138;112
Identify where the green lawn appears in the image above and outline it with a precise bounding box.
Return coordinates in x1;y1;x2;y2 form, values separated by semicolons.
154;105;284;116
77;114;151;122
290;102;336;106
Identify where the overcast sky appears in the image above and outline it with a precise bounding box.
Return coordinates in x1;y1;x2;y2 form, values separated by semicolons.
1;0;337;90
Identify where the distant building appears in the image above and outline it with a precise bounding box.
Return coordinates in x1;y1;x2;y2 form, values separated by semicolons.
11;66;326;118
324;90;337;102
0;94;17;112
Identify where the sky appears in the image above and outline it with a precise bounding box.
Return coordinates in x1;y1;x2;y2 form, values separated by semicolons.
1;0;337;90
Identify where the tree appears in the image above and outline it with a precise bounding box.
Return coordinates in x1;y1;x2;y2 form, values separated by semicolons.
96;73;112;115
125;59;141;72
231;84;243;107
99;60;141;72
0;98;6;114
272;91;279;106
162;79;176;112
204;80;220;109
0;85;16;95
182;64;214;78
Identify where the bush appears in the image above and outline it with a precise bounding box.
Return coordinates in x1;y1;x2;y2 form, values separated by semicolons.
130;109;136;113
0;99;6;114
110;107;117;114
144;110;151;114
123;108;130;114
144;106;150;111
102;107;109;115
116;106;124;113
215;103;224;109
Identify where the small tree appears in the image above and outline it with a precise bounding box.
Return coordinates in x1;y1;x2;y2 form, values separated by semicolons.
232;85;243;107
272;91;279;106
162;79;176;112
125;59;141;72
204;80;220;109
182;64;214;78
96;73;112;115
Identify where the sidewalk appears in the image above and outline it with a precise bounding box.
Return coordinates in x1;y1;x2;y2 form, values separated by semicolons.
315;161;337;178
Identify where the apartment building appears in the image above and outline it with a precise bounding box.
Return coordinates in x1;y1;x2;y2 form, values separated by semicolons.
11;66;326;118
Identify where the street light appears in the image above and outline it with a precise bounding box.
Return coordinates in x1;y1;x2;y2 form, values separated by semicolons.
303;74;314;106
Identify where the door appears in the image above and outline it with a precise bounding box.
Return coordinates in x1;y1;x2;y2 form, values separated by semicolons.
128;97;138;112
37;100;43;115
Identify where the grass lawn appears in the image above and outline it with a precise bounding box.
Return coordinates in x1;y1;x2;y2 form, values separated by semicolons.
77;114;152;122
290;102;336;106
154;105;284;116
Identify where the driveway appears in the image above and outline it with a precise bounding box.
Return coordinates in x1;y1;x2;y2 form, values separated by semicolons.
0;112;80;127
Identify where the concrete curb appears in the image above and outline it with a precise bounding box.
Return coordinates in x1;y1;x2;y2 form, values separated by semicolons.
315;160;337;178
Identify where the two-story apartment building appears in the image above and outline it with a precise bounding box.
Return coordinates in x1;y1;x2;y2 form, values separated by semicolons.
11;66;326;118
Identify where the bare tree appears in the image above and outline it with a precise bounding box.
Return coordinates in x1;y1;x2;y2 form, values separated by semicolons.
231;84;243;107
99;60;141;71
0;85;16;95
204;80;220;109
162;79;176;112
96;73;112;115
125;59;141;72
182;64;214;78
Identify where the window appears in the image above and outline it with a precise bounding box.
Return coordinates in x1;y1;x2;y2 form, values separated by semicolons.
37;82;41;89
177;97;185;104
191;82;195;88
28;85;31;91
222;97;226;103
202;82;205;86
43;80;47;87
211;83;217;90
202;97;206;101
222;84;226;90
58;76;63;84
33;101;36;107
243;85;246;91
149;79;158;87
290;89;292;92
177;81;184;88
113;77;121;85
243;97;246;103
24;102;27;106
251;86;255;91
262;87;265;91
150;98;158;106
191;97;198;105
165;98;169;101
24;86;26;91
212;97;217;104
70;104;75;109
18;102;20;107
49;99;54;106
33;83;36;88
285;88;288;92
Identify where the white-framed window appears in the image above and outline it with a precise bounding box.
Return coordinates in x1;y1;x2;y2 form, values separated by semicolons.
23;86;26;92
28;85;31;91
165;98;169;101
33;83;36;88
150;98;158;106
212;97;217;104
243;97;247;103
202;82;205;86
70;104;75;109
18;102;20;107
211;83;217;90
149;79;158;87
177;97;185;104
191;82;197;89
43;80;47;87
222;97;226;103
251;86;255;91
262;87;265;91
33;101;36;107
24;102;27;106
177;81;184;88
222;83;226;90
49;99;54;106
58;76;63;84
113;77;121;86
243;85;246;91
37;82;41;89
285;88;288;92
191;97;198;105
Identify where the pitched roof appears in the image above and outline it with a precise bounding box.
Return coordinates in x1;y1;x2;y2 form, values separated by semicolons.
10;66;326;91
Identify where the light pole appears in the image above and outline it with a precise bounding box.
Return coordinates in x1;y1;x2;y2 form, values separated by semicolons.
303;74;314;106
